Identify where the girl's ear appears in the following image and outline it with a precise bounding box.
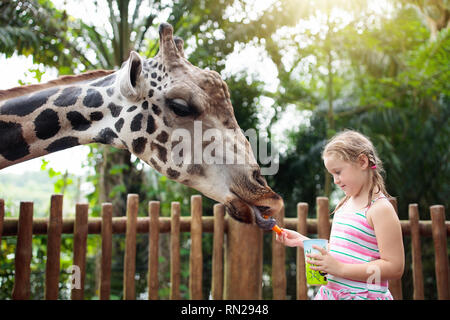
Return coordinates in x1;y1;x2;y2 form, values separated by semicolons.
357;154;369;169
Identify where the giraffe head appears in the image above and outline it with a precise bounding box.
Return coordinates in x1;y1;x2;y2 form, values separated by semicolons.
112;23;283;228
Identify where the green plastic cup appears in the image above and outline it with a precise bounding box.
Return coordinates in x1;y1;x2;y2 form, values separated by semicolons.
303;239;328;286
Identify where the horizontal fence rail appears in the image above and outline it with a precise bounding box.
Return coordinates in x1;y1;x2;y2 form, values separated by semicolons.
0;195;448;300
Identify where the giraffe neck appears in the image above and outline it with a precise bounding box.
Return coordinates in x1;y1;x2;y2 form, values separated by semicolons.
0;72;133;169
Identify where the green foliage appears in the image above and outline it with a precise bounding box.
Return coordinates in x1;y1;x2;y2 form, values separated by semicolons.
0;171;54;218
0;0;92;73
40;159;74;194
270;2;449;300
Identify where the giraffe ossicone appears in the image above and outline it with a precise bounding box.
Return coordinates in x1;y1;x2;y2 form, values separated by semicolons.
0;23;283;230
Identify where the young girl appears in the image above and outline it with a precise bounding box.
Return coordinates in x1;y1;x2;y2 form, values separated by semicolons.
276;130;404;300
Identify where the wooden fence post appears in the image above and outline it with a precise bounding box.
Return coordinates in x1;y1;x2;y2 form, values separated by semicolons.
0;199;4;254
212;204;225;300
12;202;33;300
409;204;424;300
189;195;203;300
388;197;403;300
45;194;63;300
170;202;181;300
71;203;88;300
317;197;331;240
100;203;113;300
297;202;308;300
123;194;138;300
430;205;449;300
272;204;286;299
148;201;160;300
224;216;263;299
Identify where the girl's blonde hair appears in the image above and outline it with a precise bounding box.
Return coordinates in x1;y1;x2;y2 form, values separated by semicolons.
322;129;390;214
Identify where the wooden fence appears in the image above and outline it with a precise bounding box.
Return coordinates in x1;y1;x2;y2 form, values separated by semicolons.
0;194;448;300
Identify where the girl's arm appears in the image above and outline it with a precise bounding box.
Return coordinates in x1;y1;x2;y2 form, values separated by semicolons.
340;201;404;281
309;200;404;281
276;229;309;249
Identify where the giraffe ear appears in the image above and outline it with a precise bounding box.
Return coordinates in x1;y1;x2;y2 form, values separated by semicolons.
120;51;143;100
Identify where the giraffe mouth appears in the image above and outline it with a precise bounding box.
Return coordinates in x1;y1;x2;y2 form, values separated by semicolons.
251;205;277;231
225;192;277;230
225;188;281;230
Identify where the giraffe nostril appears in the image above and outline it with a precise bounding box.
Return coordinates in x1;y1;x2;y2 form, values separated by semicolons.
252;169;266;187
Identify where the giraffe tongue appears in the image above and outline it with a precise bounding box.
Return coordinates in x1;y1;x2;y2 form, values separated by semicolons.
251;205;277;231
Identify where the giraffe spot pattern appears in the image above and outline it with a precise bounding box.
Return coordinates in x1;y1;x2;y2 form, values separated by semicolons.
90;112;103;121
67;111;91;131
83;88;103;108
149;158;161;172
166;167;180;180
146;114;157;134
127;106;137;112
187;164;205;176
107;102;123;117
131;113;143;131
0;120;30;161
93;128;118;144
151;141;167;163
115;118;124;132
132;137;147;154
162;116;171;127
156;130;168;143
46;136;79;153
152;103;161;115
0;88;59;116
54;87;82;107
34;109;60;139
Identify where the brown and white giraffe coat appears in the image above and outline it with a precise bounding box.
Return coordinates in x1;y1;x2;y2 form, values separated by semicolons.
0;23;283;229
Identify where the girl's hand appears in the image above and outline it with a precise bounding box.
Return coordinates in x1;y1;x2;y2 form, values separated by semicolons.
275;229;308;248
306;245;343;276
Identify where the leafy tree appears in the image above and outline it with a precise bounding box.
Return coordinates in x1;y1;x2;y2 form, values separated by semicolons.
271;1;448;299
0;0;92;73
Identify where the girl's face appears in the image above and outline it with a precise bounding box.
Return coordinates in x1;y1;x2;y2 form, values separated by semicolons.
323;154;369;198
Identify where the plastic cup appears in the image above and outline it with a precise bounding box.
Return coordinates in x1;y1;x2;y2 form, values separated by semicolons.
303;239;328;286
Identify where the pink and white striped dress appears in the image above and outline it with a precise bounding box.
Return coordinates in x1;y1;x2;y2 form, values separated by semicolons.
314;195;394;300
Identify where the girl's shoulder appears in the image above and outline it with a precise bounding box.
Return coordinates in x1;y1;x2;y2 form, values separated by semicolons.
366;197;397;228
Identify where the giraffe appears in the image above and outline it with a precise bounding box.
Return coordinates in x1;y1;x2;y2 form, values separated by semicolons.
0;23;282;230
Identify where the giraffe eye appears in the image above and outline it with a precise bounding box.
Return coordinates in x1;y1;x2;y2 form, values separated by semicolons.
166;98;197;117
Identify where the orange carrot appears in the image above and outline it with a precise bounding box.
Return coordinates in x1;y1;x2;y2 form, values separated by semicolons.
263;215;283;235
